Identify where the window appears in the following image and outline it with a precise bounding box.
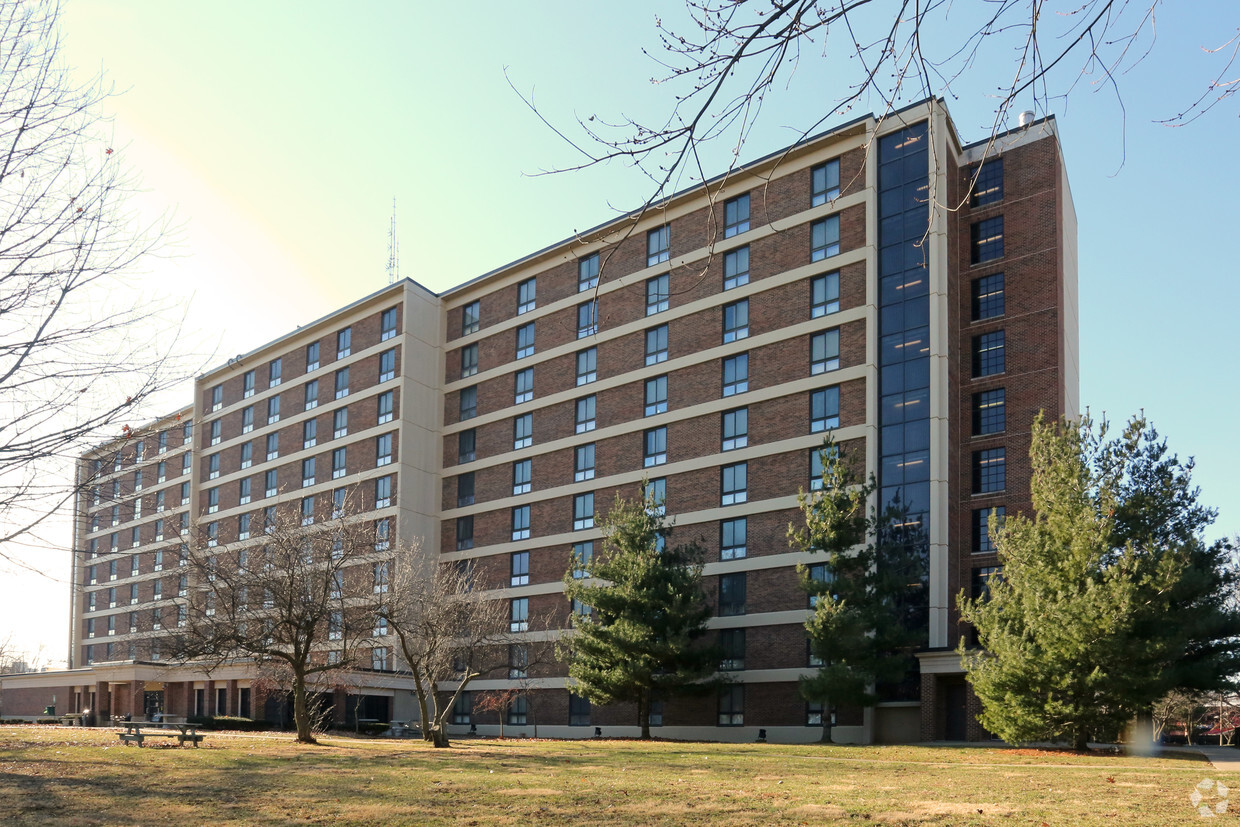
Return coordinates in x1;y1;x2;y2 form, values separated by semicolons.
332;447;347;479
299;496;314;525
514;368;534;404
375;519;390;551
811;386;841;433
130;555;140;577
721;408;747;451
456;344;479;382
575;348;596;386
130;526;140;546
973;448;1006;493
972;273;1005;320
724;194;749;237
722;353;748;396
574;444;595;482
457;429;476;464
974;506;1006;554
376;432;393;466
511;551;530;586
375;475;393;508
456;515;474;550
457;472;475;507
812;158;841;205
812;271;840;317
305;379;319;410
723;300;748;343
209;384;223;412
973;388;1006;435
182;452;192;473
461;301;480;336
503;458;527;496
575;300;597;339
208;453;220;480
647;225;669;266
971;216;1004;263
812;329;841;374
645;325;669;365
517;278;537;314
719;628;746;670
719;572;747;616
972;565;1004;600
811;215;841;261
184;420;193;440
723;246;749;290
511;505;530;541
575;395;596;433
379;348;396;382
238;477;251;505
459;386;477;421
718;685;744;726
238;513;251;540
329;611;342;641
578;253;599;291
721;462;747;505
303;418;317;449
266;433;279;461
154;551;163;572
334;408;351;444
269;358;282;388
207;487;219;513
377;390;394;424
452;692;472;725
645;375;668;416
381;306;398;341
336;327;352;359
209;420;221;446
574;493;594;530
333;487;348;518
510;597;529;632
516;322;536;359
158;431;167;454
721;517;746;560
334;367;349;399
372;646;389;671
646;274;669;314
513;413;533;450
569;694;592;726
973;330;1006;377
240;405;254;434
810;448;827;490
306;341;320;372
643;427;667;467
970;157;1003;206
572;541;593;578
508;644;530;681
302;457;316;487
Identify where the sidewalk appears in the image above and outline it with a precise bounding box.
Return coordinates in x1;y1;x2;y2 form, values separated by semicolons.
1187;746;1240;774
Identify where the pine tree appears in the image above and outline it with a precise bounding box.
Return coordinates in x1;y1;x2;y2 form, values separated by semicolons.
561;484;720;739
791;437;925;742
959;414;1240;750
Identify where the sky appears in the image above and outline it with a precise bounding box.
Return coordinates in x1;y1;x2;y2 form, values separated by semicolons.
1;1;1236;665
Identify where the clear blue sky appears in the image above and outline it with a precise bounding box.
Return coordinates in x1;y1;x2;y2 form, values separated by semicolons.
2;1;1235;663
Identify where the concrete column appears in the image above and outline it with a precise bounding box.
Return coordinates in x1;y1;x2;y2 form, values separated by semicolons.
332;688;348;728
226;679;238;717
919;673;939;741
204;680;215;716
93;681;110;724
127;680;145;719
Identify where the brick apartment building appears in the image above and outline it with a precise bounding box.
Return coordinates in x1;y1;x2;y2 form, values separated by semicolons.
0;99;1077;743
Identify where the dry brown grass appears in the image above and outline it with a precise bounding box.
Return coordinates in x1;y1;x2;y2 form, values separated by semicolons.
0;725;1229;825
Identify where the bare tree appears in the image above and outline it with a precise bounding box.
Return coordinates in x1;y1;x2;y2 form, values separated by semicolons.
378;547;512;748
0;0;183;559
171;498;387;744
519;1;1236;234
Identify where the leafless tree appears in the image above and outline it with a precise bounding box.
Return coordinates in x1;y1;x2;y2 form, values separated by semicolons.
0;0;183;562
170;496;388;744
377;547;514;748
518;1;1237;243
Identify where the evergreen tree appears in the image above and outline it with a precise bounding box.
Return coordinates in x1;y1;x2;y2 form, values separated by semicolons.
959;414;1240;750
561;484;720;739
791;437;925;742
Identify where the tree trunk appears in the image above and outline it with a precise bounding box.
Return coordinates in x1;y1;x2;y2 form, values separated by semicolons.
291;671;317;745
821;721;834;744
638;693;650;740
411;667;433;743
1073;728;1089;751
430;723;450;748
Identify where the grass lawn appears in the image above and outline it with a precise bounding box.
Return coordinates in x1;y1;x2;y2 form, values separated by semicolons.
0;725;1229;825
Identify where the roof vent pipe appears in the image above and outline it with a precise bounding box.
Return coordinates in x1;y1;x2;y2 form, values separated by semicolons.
1018;110;1036;128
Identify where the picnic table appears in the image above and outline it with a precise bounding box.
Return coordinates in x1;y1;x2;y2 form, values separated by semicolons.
117;721;205;748
385;719;419;738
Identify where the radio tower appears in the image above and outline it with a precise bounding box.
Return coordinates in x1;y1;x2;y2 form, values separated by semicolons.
386;198;400;285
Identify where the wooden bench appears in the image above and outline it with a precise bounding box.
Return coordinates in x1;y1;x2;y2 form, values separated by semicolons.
117;722;205;748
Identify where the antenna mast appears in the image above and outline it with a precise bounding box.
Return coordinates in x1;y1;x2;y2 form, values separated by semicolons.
386;198;399;285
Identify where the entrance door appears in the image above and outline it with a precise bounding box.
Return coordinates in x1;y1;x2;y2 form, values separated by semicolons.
945;681;968;741
143;691;164;720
